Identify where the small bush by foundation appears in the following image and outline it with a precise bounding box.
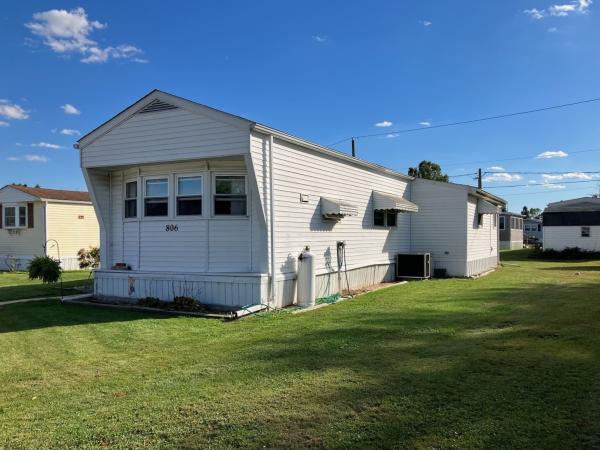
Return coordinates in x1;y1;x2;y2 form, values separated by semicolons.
137;296;205;312
531;247;600;260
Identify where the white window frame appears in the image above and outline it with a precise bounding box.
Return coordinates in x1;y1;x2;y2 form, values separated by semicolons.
3;204;27;229
175;174;203;217
212;173;248;218
124;179;139;220
143;176;170;218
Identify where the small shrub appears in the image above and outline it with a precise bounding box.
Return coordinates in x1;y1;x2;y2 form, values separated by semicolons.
433;268;448;278
172;296;203;312
531;247;600;260
138;297;164;308
28;256;62;284
78;247;100;270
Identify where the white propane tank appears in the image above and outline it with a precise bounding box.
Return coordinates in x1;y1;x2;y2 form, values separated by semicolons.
297;246;316;307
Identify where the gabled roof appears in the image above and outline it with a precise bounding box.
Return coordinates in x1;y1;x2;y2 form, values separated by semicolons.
545;197;600;213
413;177;506;206
76;89;413;182
4;185;91;203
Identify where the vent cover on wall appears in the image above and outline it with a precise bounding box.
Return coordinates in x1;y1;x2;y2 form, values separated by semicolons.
138;99;179;114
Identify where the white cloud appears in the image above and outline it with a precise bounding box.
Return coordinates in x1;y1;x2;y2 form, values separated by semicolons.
483;172;523;182
0;100;29;120
419;121;431;127
312;35;327;43
548;26;558;32
386;133;399;139
60;128;80;136
524;8;545;19
421;20;432;26
61;103;80;115
536;150;568;159
529;180;538;184
487;166;506;171
525;0;592;19
31;142;62;149
0;121;8;127
375;120;393;127
542;172;593;181
8;154;49;163
543;183;566;189
26;7;146;64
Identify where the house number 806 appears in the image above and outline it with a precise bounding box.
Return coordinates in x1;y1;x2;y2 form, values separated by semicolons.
165;224;179;232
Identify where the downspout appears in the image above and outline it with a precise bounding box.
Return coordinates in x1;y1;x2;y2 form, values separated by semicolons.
269;135;276;307
43;201;48;255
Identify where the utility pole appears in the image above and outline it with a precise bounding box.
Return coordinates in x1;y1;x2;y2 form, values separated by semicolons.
478;168;483;189
351;138;356;157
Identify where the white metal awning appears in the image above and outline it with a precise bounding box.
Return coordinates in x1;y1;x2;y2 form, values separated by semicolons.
321;197;359;219
477;199;499;214
372;191;419;212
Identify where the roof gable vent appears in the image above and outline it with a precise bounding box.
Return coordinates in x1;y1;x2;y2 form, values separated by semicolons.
138;99;179;114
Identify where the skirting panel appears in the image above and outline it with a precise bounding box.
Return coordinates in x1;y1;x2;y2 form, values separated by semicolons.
466;255;498;277
94;271;268;307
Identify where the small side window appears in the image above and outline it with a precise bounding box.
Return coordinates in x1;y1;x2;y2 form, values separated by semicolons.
374;210;397;227
214;176;247;215
581;226;591;237
125;181;137;218
499;216;505;230
477;213;484;227
4;206;16;228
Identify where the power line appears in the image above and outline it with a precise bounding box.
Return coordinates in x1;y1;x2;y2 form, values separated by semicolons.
499;186;599;197
485;179;600;189
443;146;600;168
329;96;600;146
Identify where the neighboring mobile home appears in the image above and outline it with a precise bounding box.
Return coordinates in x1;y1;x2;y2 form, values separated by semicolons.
0;185;99;271
524;218;543;244
78;90;505;308
499;212;524;250
543;197;600;251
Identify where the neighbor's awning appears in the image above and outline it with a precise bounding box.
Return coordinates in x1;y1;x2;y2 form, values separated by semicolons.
373;191;419;212
321;197;359;218
477;199;500;214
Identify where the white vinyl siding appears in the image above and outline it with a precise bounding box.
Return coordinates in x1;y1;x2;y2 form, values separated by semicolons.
544;226;600;251
250;132;412;278
81;107;249;168
466;195;498;275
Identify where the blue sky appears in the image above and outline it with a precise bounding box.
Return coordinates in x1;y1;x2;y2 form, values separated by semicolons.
1;1;600;211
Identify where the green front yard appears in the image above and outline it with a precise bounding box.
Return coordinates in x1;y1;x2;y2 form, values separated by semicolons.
1;250;599;448
0;271;92;302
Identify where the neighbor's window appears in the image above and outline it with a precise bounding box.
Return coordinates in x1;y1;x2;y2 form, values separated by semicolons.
3;206;26;228
214;176;247;215
124;181;137;218
499;216;505;230
477;213;484;227
374;210;397;227
144;178;169;217
177;176;202;216
581;226;591;237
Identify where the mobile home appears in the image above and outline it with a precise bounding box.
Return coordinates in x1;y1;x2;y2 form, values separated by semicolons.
0;185;99;270
543;197;600;251
78;90;505;308
499;212;524;250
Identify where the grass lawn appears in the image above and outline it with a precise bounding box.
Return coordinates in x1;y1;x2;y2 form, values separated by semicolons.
0;271;92;302
1;249;599;448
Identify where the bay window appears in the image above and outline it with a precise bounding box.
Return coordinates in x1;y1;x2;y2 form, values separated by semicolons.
214;176;247;215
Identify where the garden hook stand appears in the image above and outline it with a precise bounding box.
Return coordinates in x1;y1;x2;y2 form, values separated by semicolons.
44;239;63;300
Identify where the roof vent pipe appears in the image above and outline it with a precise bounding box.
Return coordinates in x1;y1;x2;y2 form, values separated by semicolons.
351;138;356;157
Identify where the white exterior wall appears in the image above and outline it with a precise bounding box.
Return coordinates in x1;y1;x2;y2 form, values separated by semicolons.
410;179;468;276
465;195;498;276
544;226;600;251
103;159;266;274
250;132;412;305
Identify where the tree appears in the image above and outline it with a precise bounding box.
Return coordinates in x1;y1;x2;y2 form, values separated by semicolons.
408;160;449;182
529;207;542;218
522;206;529;217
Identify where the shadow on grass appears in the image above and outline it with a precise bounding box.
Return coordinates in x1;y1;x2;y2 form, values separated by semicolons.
543;265;600;271
0;279;92;302
0;300;168;334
